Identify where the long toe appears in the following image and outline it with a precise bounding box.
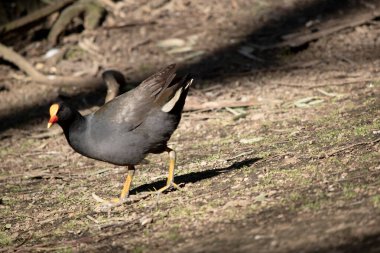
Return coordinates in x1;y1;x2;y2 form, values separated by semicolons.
156;181;183;194
92;192;110;204
156;184;171;194
171;182;182;191
111;197;124;203
92;193;127;209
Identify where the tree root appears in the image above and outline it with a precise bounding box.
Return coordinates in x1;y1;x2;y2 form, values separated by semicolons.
48;0;105;45
0;0;75;34
0;42;103;89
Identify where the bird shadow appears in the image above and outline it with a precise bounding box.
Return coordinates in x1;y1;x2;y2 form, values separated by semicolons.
130;157;261;195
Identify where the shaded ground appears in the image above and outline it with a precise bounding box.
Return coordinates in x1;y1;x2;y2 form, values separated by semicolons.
1;0;380;252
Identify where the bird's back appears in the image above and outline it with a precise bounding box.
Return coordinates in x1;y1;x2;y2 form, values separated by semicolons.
68;64;193;165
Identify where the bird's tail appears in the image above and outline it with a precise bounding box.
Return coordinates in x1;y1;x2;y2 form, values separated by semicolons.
161;74;194;114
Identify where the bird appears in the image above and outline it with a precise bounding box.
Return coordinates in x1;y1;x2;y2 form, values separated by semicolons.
47;64;194;205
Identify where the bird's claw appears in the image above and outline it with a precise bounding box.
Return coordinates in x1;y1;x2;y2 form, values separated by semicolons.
156;181;183;194
92;193;127;210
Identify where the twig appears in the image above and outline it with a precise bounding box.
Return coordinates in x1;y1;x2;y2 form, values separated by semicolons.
274;77;379;89
129;38;152;52
182;113;224;120
15;234;31;248
87;215;99;224
184;99;256;112
317;137;380;159
0;0;75;34
316;89;342;97
88;168;112;176
225;107;241;116
103;21;156;30
311;78;379;88
226;150;256;162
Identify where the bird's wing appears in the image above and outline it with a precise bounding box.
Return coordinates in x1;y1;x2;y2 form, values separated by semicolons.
92;64;177;131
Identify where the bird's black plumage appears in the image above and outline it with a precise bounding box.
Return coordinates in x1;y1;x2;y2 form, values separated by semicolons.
51;64;193;166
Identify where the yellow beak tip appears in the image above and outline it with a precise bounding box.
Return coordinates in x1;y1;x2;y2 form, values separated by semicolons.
47;122;52;129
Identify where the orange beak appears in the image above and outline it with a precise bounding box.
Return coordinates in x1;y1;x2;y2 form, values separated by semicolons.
47;115;58;128
47;104;59;128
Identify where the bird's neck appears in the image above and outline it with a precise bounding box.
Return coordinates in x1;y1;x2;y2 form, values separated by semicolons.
59;110;85;140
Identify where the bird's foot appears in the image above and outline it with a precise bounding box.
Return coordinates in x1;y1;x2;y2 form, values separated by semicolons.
92;193;150;212
92;193;128;209
156;181;183;194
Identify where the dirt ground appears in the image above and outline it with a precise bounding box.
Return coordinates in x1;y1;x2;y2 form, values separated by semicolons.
1;0;380;252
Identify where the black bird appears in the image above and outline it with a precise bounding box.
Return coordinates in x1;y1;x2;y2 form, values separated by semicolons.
47;64;193;204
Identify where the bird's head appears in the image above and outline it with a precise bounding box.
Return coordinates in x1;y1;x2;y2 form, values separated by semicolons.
47;102;76;128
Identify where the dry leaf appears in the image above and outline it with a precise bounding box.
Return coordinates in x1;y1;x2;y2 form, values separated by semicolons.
294;96;324;108
157;38;186;48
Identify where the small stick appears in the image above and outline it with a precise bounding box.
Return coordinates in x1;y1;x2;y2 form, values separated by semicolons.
226;150;256;162
86;215;99;224
317;137;380;159
184;99;256;112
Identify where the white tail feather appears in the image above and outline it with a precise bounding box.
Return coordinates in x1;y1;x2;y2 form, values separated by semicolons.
185;78;193;89
161;78;193;113
161;87;183;112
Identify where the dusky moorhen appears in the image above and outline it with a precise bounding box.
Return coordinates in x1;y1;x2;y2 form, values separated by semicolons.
47;64;193;204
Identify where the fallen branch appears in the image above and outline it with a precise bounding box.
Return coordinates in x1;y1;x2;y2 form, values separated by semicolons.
0;0;75;34
265;10;380;49
184;98;256;111
0;42;103;88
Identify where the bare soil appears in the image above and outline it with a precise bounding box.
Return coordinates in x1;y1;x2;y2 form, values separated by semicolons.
1;0;380;252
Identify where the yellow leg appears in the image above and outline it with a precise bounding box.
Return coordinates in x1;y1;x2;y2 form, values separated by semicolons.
119;166;135;200
157;148;182;193
93;165;135;205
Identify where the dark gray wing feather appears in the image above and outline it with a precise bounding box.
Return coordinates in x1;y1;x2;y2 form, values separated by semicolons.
92;64;177;131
